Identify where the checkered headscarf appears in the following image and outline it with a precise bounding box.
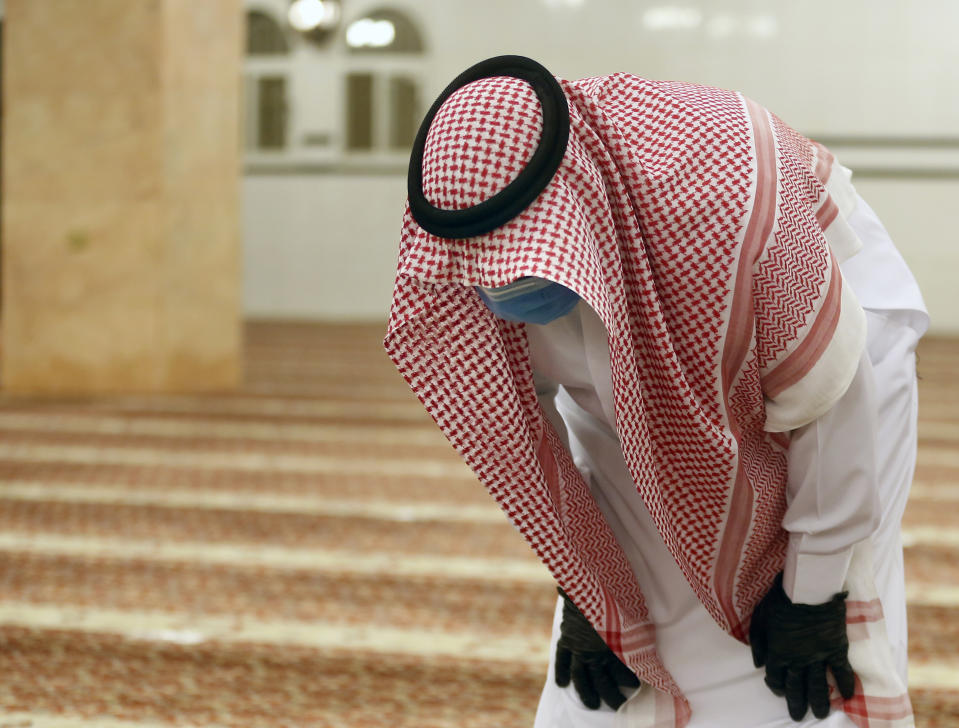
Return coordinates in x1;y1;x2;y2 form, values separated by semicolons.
385;57;910;726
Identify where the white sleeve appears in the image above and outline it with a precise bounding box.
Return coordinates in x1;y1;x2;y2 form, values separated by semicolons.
781;350;881;604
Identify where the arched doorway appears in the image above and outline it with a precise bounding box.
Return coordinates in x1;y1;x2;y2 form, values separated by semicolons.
244;9;291;152
341;7;425;155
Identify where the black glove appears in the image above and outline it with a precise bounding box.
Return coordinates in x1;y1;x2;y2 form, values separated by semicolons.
555;588;640;710
749;572;857;721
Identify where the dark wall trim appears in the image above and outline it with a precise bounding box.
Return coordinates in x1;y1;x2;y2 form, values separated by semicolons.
847;167;959;180
245;133;959;180
244;161;959;181
809;134;959;179
811;135;959;149
245;162;407;176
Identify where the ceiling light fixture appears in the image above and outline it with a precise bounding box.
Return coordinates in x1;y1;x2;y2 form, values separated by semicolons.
288;0;340;33
346;18;397;49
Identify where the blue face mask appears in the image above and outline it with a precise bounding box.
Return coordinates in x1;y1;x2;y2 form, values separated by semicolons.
476;277;580;325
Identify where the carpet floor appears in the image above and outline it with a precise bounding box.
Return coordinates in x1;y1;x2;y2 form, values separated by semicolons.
0;321;956;727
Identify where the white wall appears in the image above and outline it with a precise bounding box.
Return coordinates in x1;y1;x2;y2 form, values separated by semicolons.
853;179;959;331
242;0;959;330
243;173;405;320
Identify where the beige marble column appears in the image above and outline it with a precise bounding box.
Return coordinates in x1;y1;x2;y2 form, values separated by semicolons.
1;0;243;393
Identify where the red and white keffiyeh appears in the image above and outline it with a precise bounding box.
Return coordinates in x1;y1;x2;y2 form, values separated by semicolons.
384;57;912;726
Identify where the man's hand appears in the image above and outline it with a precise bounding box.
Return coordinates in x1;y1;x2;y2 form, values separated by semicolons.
750;573;857;721
555;588;640;710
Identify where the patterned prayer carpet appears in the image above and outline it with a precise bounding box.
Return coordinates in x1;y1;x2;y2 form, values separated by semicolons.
0;321;956;727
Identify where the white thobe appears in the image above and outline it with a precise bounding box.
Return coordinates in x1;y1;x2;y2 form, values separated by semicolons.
529;194;927;728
